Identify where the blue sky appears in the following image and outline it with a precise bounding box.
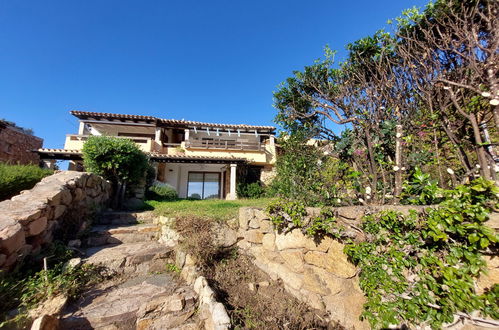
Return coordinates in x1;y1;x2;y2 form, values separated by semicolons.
0;0;428;149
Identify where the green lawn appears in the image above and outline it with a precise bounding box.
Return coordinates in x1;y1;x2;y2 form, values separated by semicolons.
145;198;274;221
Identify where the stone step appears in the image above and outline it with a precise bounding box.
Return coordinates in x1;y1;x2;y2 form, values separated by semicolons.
96;211;155;225
84;241;174;274
60;274;198;329
86;224;160;247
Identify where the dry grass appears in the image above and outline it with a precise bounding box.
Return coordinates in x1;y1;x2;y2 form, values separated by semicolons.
207;254;340;329
175;216;342;329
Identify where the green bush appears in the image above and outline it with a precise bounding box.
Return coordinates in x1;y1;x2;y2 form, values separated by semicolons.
400;167;443;205
0;163;52;201
82;136;149;208
237;182;265;199
147;181;178;201
82;136;148;185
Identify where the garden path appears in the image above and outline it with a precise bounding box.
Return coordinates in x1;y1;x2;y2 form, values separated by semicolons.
59;211;199;330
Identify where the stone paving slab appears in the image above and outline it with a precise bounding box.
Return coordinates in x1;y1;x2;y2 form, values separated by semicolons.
61;274;198;330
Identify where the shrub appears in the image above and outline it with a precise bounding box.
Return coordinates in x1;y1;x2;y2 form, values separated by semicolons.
147;181;178;201
0;163;52;201
237;182;265;199
82;136;148;185
400;167;443;205
82;136;149;208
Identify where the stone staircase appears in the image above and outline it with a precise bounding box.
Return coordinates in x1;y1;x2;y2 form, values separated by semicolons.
59;211;200;330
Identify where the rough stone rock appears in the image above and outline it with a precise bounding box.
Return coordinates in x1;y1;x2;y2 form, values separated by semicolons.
28;217;47;236
0;220;25;254
194;276;208;294
298;289;325;310
238;207;253;231
30;314;59;330
302;267;332;296
253;209;268;222
248;217;260;229
477;255;499;295
281;250;305;272
250;246;284;265
7;203;43;224
62;282;174;329
200;284;216;302
30;294;68;318
85;241;173;273
262;233;275;251
60;189;73;205
209;302;231;329
244;230;264;244
275;229;308;251
53;205;67;219
323;289;368;330
278;266;304;291
304;246;357;278
236;239;252;251
486;212;499;230
73;188;84;202
259;219;273;233
275;229;333;252
176;249;187;269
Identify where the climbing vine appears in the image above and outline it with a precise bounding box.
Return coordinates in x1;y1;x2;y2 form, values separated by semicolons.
267;178;499;328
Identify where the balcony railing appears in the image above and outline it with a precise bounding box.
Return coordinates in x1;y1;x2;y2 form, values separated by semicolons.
67;134;151;144
185;139;264;151
65;134;155;152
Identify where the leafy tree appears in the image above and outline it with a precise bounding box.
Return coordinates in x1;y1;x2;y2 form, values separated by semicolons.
274;0;498;203
82;136;149;208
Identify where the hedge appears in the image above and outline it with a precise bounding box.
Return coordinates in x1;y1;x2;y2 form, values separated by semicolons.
0;163;53;201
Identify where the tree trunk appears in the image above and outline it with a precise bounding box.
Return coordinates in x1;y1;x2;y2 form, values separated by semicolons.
364;129;378;203
394;124;403;203
470;113;491;180
440;116;473;175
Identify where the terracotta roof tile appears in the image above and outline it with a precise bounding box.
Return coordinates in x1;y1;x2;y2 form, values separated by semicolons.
70;111;156;121
70;110;275;131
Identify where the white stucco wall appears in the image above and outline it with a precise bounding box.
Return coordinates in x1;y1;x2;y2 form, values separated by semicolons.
161;163;227;198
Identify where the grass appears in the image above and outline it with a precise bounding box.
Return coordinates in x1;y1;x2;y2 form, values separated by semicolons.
145;198;274;221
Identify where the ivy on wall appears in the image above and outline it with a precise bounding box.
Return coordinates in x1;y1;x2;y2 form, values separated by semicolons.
267;178;499;328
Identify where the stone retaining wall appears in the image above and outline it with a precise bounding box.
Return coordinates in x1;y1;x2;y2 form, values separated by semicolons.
0;171;111;271
237;207;370;329
237;206;499;330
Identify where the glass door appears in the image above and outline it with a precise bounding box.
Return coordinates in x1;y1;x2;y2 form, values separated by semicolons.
187;172;221;199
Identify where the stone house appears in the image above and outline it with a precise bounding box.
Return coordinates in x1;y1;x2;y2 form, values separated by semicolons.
0;120;43;165
37;111;277;199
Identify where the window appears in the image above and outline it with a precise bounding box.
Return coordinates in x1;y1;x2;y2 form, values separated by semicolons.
187;172;221;199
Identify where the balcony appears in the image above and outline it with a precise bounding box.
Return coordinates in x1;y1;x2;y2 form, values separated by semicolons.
64;134;155;152
185;139;264;151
